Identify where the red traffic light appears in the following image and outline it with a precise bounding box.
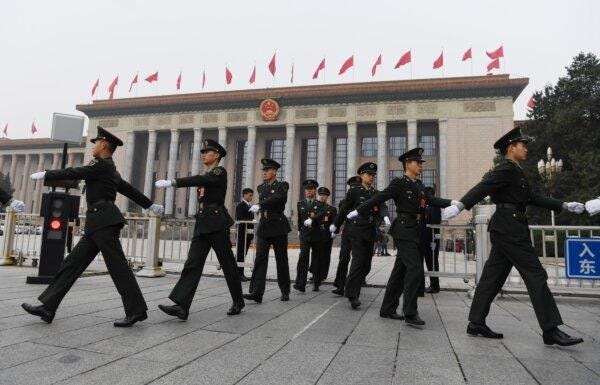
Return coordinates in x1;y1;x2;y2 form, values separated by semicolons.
49;219;61;230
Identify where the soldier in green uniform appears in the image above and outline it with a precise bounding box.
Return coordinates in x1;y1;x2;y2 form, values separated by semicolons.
332;176;362;296
315;186;337;283
244;159;291;303
348;148;451;325
156;139;244;319
443;127;585;346
22;127;164;327
295;179;326;292
331;163;390;309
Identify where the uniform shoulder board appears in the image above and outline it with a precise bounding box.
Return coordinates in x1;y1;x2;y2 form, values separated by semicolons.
212;166;225;176
281;181;289;192
494;161;514;172
88;158;98;166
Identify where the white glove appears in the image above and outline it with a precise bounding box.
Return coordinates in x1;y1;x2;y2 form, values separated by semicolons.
585;199;600;216
451;200;461;206
303;218;312;227
346;210;359;219
8;199;24;213
155;179;172;188
331;232;338;239
329;224;337;233
249;204;260;214
383;216;391;226
566;202;585;214
442;205;461;221
148;204;164;216
30;171;46;180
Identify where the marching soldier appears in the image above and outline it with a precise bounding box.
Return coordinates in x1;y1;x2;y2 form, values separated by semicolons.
348;148;451;325
332;176;362;295
22;127;164;327
421;186;442;294
331;163;390;309
295;179;326;292
315;187;337;283
244;159;291;303
235;188;255;281
443;127;585;346
156;139;244;319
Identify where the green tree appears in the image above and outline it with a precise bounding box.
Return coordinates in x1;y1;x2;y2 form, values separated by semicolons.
522;52;600;225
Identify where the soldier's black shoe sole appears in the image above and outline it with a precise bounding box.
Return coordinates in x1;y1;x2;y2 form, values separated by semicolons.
293;284;305;292
332;288;344;296
158;304;189;320
243;293;263;303
467;322;503;339
380;313;404;320
114;312;147;327
22;303;55;324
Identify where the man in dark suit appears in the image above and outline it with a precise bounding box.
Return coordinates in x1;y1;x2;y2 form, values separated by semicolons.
420;186;442;293
235;188;254;281
244;159;292;303
22;126;164;327
443;127;585;346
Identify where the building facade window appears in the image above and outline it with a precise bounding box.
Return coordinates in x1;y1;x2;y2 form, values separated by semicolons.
188;141;194;160
233;140;248;202
389;136;407;157
265;139;286;181
419;135;437;156
361;137;377;157
420;169;437;188
332;137;347;207
300;138;318;195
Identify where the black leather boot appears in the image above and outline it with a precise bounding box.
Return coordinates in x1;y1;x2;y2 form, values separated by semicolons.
158;304;189;320
22;303;55;324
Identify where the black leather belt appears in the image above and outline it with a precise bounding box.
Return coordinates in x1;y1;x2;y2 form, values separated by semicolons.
496;203;525;213
90;199;114;207
397;212;421;221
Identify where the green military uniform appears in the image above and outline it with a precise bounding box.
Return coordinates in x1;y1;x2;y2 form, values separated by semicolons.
357;149;450;318
315;188;337;283
38;132;152;318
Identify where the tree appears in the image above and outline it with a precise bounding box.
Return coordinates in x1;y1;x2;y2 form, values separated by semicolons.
0;172;14;213
522;52;600;226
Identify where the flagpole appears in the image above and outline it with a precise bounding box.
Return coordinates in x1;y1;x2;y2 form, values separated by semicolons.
441;47;445;78
224;63;227;91
156;69;159;95
254;61;257;89
323;55;326;85
502;42;507;74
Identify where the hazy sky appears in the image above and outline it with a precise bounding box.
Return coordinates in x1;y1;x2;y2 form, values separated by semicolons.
1;0;598;138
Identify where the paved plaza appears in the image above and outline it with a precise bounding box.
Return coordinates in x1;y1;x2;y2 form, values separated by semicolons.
1;266;599;385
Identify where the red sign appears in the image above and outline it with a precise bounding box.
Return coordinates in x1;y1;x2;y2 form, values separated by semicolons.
260;98;280;121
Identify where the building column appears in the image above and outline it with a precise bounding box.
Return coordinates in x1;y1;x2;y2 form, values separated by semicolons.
165;129;179;216
407;119;418;150
52;153;61;169
33;154;46;213
438;118;448;197
218;126;227;166
67;152;76;167
120;131;136;212
245;125;257;191
187;128;203;216
376;120;388;188
284;123;295;217
19;154;31;202
317;122;328;187
346;121;357;177
0;155;5;176
143;130;157;200
9;154;17;186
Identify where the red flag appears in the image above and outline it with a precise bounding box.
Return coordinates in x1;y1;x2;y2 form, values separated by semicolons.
290;63;294;84
129;74;138;92
108;76;118;99
487;57;500;72
91;78;99;97
2;123;7;136
312;58;326;79
338;55;354;75
527;96;536;109
462;48;472;61
202;70;206;89
225;67;233;85
486;45;504;60
433;52;444;69
371;54;382;76
268;53;276;76
31;122;37;135
394;50;411;68
249;65;256;84
176;72;182;90
145;72;159;83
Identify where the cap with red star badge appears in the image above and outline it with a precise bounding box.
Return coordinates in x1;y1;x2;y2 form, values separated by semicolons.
201;139;227;158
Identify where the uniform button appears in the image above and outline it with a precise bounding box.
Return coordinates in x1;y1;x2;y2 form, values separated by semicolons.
513;214;516;217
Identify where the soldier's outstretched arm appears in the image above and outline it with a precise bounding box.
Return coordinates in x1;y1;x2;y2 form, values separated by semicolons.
356;180;399;216
173;167;225;188
259;182;288;210
43;158;112;181
424;189;452;208
117;179;153;209
333;189;355;229
458;164;512;210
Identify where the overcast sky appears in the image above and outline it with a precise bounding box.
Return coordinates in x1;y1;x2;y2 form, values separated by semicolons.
1;0;598;139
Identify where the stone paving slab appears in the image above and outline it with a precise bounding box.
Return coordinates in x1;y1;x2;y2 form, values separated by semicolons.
0;266;599;385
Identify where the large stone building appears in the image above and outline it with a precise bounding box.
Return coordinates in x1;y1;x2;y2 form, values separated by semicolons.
0;74;527;221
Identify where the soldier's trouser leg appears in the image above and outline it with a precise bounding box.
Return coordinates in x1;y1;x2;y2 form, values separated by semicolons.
169;235;212;310
380;251;407;315
249;236;273;296
362;248;374;282
273;234;291;294
296;237;310;289
211;230;244;303
320;239;333;281
333;233;352;289
399;241;423;316
310;240;324;285
38;236;99;312
345;234;373;299
236;230;246;276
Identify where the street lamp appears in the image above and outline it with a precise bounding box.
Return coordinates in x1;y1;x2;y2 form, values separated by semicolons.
537;147;563;226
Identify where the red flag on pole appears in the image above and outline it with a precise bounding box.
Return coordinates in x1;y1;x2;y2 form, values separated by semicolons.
313;58;326;79
486;45;504;60
268;53;276;76
2;123;7;137
225;67;233;85
487;57;500;72
202;70;206;90
176;72;182;90
249;65;256;84
394;50;412;68
527;96;536;109
129;74;138;92
462;48;472;61
31;122;37;135
145;72;159;83
338;55;354;75
108;76;118;99
290;63;294;84
91;78;99;97
433;52;444;69
371;54;382;76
